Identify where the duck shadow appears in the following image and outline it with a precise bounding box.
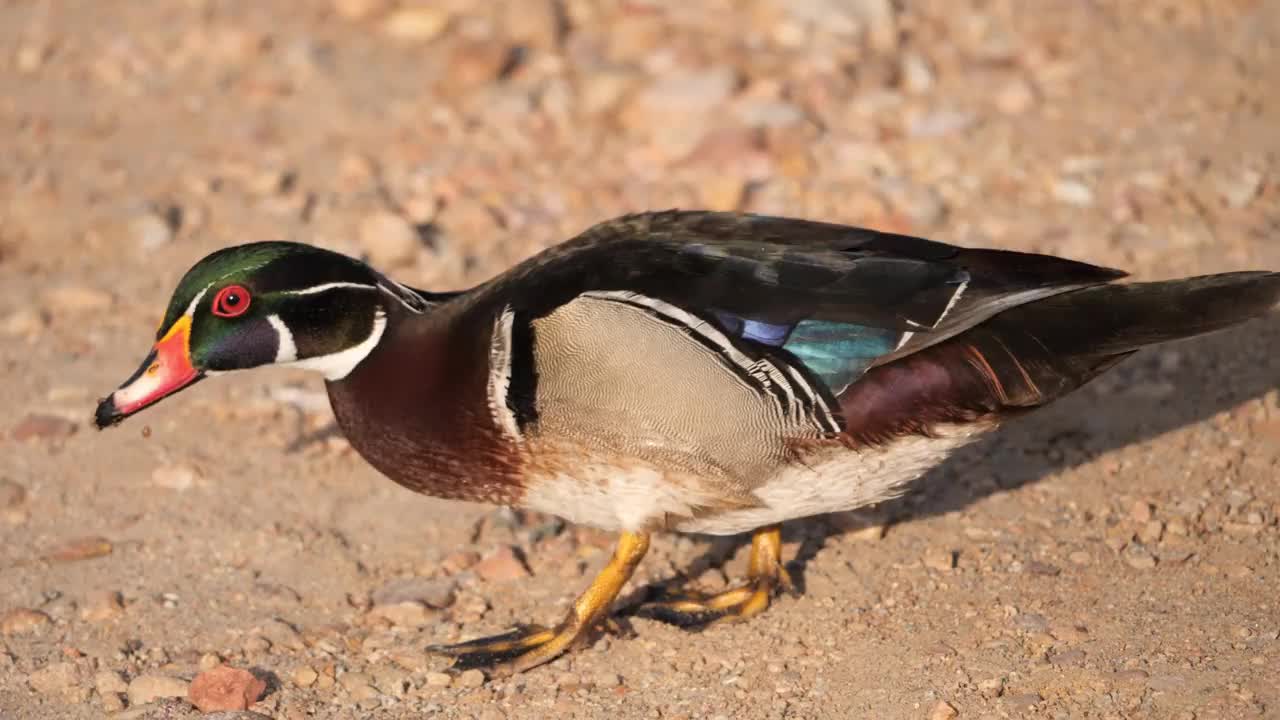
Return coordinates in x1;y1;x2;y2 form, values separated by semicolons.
624;316;1280;619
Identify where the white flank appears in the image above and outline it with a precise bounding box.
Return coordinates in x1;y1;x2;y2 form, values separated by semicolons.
280;310;387;381
676;425;982;534
523;464;718;533
486;305;522;442
522;425;986;535
267;314;298;363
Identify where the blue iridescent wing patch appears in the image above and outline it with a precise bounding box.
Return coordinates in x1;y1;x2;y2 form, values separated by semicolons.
783;320;901;393
713;311;903;394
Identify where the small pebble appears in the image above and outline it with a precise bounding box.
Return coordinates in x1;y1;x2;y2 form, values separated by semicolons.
1215;168;1264;209
440;548;481;571
1052;178;1095;206
152;464;202;491
555;672;582;692
189;665;267;712
46;536;112;563
368;600;433;627
0;479;27;508
929;700;959;720
457;668;486;688
259;618;304;650
11;413;77;442
95;670;128;695
338;671;379;700
1124;545;1158;569
900;53;935;94
100;690;128;713
292;666;318;687
995;78;1036;115
127;673;190;706
27;661;80;697
199;653;224;672
1114;669;1149;683
978;677;1004;698
1004;693;1042;711
1;608;53;635
593;671;622;688
129;212;174;250
15;41;52;73
80;590;124;622
474;545;532;582
2;308;48;337
922;548;956;571
1129;500;1154;524
424;671;453;688
381;8;451;41
1137;520;1164;545
1049;648;1086;667
242;635;272;655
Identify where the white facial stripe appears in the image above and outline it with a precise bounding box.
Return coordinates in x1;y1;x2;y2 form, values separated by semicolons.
487;305;522;442
377;281;429;314
278;279;426;314
282;282;377;296
183;286;210;318
267;314;298;363
278;310;387;381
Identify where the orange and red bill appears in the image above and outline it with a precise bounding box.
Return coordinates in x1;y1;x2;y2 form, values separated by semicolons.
94;316;204;429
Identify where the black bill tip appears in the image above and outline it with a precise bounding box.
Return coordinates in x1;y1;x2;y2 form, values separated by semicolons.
93;395;123;430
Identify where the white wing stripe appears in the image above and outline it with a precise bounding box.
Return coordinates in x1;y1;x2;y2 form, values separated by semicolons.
487;305;523;443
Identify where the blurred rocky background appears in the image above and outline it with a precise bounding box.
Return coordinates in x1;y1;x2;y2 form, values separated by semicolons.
1;1;1278;719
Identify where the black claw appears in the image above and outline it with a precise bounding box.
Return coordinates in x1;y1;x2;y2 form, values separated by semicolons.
447;647;525;672
635;606;728;628
427;624;555;672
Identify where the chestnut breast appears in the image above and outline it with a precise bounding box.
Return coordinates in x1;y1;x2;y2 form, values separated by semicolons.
324;303;524;505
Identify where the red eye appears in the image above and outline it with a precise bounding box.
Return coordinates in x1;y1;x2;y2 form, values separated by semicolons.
212;285;251;318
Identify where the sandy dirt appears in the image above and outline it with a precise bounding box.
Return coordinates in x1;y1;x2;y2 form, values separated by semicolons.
2;1;1279;718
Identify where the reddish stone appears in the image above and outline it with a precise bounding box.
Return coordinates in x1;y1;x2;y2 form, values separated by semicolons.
474;545;532;582
188;665;267;712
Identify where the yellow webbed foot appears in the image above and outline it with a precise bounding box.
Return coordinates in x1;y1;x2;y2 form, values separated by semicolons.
428;531;649;674
635;524;795;627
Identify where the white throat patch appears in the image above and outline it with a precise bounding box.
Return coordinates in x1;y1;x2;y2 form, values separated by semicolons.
270;310;388;381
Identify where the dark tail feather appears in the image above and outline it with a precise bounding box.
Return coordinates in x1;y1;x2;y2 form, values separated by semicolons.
836;272;1278;445
974;271;1280;407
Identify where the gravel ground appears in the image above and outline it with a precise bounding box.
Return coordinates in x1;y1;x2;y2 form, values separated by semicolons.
2;1;1279;719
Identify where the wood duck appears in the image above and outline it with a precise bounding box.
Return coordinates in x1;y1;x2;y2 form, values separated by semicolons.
94;211;1279;674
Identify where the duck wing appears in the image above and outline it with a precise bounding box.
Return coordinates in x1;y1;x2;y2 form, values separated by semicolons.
490;210;1125;394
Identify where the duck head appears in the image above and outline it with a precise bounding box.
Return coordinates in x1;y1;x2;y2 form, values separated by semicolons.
94;241;428;429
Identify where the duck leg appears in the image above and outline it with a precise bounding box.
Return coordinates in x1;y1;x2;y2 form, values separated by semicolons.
429;530;649;674
635;524;795;627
